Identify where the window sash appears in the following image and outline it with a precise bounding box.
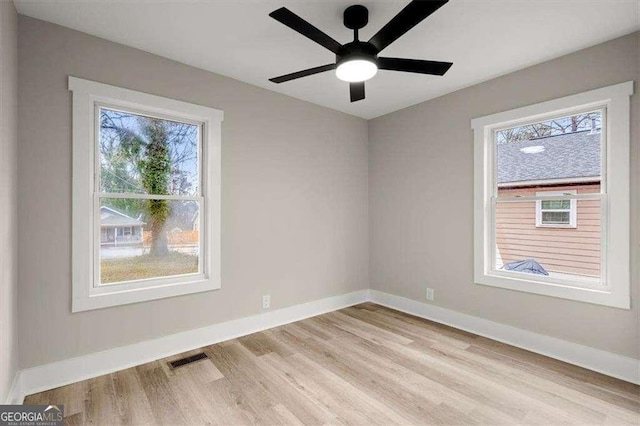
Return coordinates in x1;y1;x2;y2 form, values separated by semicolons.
95;103;203;199
94;196;206;289
490;106;607;198
491;195;606;290
490;106;606;141
492;190;603;287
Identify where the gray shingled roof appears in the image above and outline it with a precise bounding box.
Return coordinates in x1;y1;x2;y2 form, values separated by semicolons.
100;206;146;227
497;130;601;185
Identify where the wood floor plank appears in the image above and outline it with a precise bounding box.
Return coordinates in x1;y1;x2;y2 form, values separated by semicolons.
428;341;639;422
322;311;414;345
167;365;226;425
136;362;190;425
224;343;337;425
271;332;480;424
325;335;517;423
238;331;294;358
468;341;640;406
270;404;305;425
341;305;471;350
205;377;258;425
63;412;84;426
351;332;581;424
279;352;414;425
422;341;611;423
111;367;156;425
24;380;88;418
24;303;639;425
85;374;123;425
327;334;529;424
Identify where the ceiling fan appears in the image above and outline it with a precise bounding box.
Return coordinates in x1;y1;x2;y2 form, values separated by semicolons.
268;1;453;102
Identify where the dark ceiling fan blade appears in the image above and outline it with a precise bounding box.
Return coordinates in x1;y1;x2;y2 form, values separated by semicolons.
368;0;448;52
269;7;342;54
378;57;453;76
269;64;336;83
350;82;365;102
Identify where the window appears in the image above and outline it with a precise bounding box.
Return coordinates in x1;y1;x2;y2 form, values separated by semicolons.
70;77;223;312
536;190;576;227
472;82;632;308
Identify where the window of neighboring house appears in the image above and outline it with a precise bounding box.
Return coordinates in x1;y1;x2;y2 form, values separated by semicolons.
70;77;223;312
473;81;632;309
536;190;576;228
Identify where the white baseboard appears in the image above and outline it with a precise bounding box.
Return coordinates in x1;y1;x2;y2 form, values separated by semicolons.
5;371;23;404
15;289;370;403
369;289;639;385
12;287;638;404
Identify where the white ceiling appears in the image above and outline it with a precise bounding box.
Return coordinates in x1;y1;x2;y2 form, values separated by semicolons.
15;0;640;119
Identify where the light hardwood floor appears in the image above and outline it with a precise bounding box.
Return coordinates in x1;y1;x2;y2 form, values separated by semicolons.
25;303;639;425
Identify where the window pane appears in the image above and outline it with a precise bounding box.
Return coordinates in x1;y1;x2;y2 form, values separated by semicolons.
99;108;199;196
100;198;200;285
541;211;570;224
495;198;601;282
541;200;570;210
495;110;602;195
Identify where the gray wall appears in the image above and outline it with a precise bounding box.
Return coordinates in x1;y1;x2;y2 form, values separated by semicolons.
0;0;18;402
369;32;639;358
16;13;638;370
18;16;369;368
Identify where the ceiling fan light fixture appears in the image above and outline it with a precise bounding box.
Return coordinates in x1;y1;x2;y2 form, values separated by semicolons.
335;58;378;82
269;1;453;101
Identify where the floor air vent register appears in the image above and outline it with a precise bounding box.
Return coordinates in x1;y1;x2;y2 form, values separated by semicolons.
168;352;209;369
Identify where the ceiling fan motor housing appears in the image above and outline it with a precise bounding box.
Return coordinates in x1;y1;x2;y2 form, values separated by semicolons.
336;41;378;67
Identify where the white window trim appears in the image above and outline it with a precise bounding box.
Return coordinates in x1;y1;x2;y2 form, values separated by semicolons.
70;76;223;312
535;190;577;228
472;81;632;309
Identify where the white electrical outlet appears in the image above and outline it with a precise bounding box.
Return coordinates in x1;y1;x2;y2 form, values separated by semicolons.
426;288;434;301
262;295;271;309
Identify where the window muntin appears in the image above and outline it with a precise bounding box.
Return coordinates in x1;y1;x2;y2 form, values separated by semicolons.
97;106;204;287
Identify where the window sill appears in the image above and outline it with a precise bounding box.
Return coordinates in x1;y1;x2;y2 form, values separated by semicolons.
534;224;577;229
72;276;220;312
474;271;629;309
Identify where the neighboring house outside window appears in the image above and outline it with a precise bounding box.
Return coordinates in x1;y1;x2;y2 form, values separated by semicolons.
100;206;145;246
70;77;223;312
473;82;632;308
